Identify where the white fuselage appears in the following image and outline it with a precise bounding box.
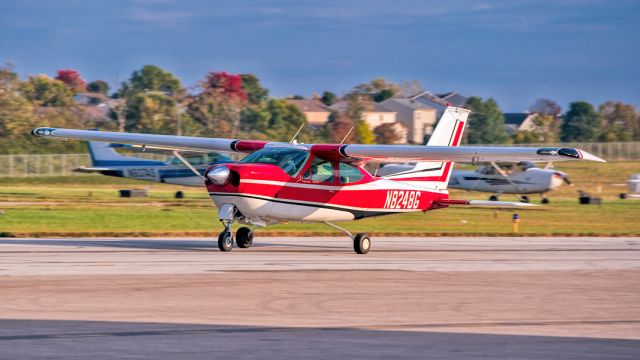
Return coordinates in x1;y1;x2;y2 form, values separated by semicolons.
449;168;564;194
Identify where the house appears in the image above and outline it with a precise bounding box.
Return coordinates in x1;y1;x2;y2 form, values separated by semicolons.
379;98;438;144
329;101;397;130
285;99;331;125
435;92;469;107
503;112;540;135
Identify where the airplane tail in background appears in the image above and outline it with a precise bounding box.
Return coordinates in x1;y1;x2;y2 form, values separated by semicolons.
383;107;471;190
86;141;166;167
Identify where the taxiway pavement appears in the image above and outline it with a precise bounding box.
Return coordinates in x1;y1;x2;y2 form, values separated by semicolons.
1;236;639;359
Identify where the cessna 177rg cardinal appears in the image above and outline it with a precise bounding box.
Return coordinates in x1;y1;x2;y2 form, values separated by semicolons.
32;107;604;254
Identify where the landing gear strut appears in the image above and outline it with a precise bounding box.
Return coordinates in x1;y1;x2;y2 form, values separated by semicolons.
236;227;254;248
324;221;371;254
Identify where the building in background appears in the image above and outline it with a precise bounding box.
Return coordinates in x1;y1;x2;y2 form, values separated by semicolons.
285;99;331;125
380;98;438;144
504;112;540;135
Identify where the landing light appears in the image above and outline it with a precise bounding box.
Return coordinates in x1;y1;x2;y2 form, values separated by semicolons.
206;166;230;186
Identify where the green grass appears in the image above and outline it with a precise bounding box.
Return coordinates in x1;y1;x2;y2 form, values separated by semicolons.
1;200;638;236
1;162;639;237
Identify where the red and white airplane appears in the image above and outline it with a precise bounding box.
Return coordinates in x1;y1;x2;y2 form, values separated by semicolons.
32;107;604;254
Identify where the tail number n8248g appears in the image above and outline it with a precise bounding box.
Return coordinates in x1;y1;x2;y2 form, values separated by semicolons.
383;190;421;209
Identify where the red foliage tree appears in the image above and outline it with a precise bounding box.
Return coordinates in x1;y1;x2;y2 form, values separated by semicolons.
202;71;248;102
55;69;86;93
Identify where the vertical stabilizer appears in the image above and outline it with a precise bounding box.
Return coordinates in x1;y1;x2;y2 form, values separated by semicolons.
86;141;166;167
383;107;470;189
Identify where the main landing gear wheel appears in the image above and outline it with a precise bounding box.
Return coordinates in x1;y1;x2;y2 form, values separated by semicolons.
236;227;254;249
353;233;371;254
218;230;233;252
520;195;530;203
541;197;550;204
489;195;499;201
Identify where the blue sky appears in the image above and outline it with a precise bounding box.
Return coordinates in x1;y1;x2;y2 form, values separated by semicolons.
1;0;638;111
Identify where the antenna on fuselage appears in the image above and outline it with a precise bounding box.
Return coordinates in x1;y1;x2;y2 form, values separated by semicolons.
340;125;355;144
290;123;305;144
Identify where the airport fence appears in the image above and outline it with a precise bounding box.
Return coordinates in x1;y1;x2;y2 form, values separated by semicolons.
0;141;639;177
0;153;170;177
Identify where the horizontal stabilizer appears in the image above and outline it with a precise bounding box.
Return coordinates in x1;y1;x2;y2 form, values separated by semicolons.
434;199;540;209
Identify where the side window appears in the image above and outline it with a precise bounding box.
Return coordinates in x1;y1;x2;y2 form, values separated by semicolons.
339;162;363;183
303;157;334;183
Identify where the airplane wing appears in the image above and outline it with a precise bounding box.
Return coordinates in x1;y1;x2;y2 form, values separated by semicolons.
32;127;605;163
340;144;605;163
31;127;267;154
433;199;540;209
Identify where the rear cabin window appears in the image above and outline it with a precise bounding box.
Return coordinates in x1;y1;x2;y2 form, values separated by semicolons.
303;157;334;183
339;162;363;183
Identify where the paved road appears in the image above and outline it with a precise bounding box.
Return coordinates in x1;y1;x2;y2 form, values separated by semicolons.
1;236;639;359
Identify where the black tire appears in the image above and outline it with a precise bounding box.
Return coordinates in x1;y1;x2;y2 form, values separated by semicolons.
489;195;498;201
541;197;550;204
218;230;233;252
353;233;371;254
520;195;530;203
236;227;254;249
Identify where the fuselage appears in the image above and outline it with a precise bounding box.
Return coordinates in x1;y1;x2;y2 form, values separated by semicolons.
449;167;566;194
205;148;449;225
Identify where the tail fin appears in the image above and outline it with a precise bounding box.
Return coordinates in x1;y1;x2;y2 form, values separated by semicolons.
384;107;470;190
86;141;166;167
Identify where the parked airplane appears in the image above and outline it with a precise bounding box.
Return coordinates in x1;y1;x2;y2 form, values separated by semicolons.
379;161;571;203
32;107;604;254
75;141;232;187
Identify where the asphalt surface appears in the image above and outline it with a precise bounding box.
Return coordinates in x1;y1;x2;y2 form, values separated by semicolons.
1;236;639;359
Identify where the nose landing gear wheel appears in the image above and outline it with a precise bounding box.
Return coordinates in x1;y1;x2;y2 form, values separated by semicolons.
236;227;254;249
541;197;550;204
353;233;371;254
218;230;233;252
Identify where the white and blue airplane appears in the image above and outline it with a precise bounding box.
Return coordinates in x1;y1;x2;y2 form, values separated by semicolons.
75;141;232;187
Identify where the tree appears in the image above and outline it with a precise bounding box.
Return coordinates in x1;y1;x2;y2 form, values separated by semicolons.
561;101;601;142
126;92;178;133
20;75;74;107
320;91;337;106
203;71;248;102
352;78;399;102
87;80;110;95
373;88;394;103
187;71;249;138
599;101;639;141
374;123;402;144
529;98;562;116
55;69;86;93
465;97;509;144
122;65;183;96
328;112;355;143
240;74;268;105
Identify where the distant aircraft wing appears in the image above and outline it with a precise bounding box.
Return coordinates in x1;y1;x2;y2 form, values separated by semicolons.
32;127;605;163
433;199;540;209
73;166;112;173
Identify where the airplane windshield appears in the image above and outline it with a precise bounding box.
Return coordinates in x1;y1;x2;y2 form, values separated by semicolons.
240;148;309;176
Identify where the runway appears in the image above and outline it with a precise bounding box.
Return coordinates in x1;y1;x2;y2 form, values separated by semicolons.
1;236;639;359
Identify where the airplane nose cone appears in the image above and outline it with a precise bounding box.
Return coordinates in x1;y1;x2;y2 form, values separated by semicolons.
206;166;230;186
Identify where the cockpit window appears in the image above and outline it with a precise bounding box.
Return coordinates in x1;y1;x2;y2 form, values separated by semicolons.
240;148;309;176
339;162;364;183
303;157;334;183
